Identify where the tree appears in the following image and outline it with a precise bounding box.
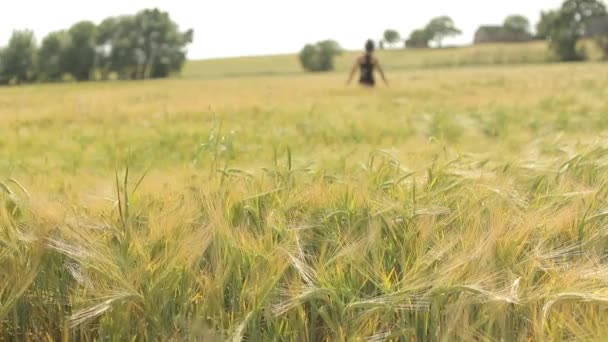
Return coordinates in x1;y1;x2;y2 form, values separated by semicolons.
549;0;607;61
504;15;531;35
383;29;401;47
0;49;6;85
405;29;433;48
38;31;70;82
72;9;193;81
0;8;193;86
425;16;461;48
96;16;141;80
536;10;560;39
0;30;37;84
88;9;195;80
64;21;97;81
316;40;341;71
95;15;140;80
299;40;342;72
129;8;194;79
96;17;120;80
299;44;318;71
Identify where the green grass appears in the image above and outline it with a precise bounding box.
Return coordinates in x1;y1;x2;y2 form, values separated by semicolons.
2;44;608;340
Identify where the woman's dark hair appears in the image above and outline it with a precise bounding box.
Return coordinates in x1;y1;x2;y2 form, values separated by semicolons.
365;39;375;53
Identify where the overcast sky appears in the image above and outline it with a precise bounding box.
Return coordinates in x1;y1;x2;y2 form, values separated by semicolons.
1;0;563;60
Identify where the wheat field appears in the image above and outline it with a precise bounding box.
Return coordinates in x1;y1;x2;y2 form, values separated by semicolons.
2;47;608;340
183;42;553;79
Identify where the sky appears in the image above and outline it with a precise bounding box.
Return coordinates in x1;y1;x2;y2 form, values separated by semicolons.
1;0;564;60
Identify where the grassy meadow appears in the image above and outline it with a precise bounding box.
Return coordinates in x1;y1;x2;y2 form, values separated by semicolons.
2;44;608;340
183;41;554;79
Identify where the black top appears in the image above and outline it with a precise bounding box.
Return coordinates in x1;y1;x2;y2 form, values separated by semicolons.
359;54;375;86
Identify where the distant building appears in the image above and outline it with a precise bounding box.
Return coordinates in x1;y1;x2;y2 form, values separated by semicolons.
474;26;532;44
405;39;428;49
586;17;608;37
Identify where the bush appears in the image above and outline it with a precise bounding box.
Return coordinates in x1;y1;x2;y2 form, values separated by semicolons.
299;40;342;72
595;35;608;59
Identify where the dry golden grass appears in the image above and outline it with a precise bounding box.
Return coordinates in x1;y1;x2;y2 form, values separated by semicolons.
183;41;553;79
1;53;608;340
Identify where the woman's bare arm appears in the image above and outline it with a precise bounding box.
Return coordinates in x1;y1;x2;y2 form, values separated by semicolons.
376;60;388;86
346;58;359;85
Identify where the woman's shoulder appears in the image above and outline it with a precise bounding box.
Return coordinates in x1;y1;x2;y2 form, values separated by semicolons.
356;54;377;63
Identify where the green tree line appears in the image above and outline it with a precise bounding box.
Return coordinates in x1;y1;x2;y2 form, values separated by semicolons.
0;8;193;85
401;0;608;61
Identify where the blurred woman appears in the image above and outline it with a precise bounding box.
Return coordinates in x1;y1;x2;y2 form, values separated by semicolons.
347;39;388;87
